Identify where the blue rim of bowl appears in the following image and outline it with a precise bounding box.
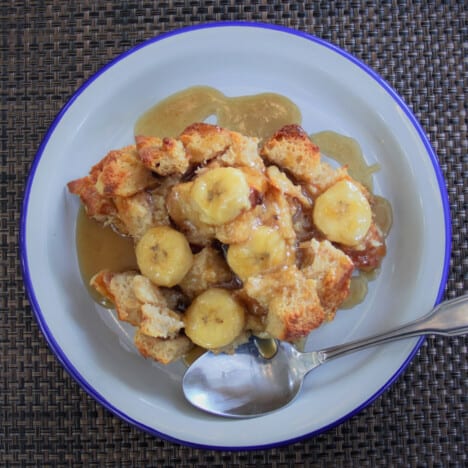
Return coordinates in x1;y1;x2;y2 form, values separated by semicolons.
20;21;451;450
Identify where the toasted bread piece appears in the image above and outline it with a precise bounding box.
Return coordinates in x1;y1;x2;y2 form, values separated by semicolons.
300;239;354;321
179;122;232;163
134;329;193;364
132;275;165;305
90;270;141;326
179;246;233;299
136;135;189;176
113;191;157;239
243;265;324;341
304;163;350;197
140;304;184;339
260;125;321;183
89;269;115;300
217;130;264;172
108;271;142;326
67;176;119;226
266;165;312;207
133;268;189;313
94;145;156;197
262;188;297;241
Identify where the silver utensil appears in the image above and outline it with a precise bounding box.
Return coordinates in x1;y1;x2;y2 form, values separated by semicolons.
183;295;468;418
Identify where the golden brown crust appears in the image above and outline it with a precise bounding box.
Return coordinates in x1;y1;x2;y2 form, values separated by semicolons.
136;135;189;176
89;269;115;301
216;130;263;171
243;266;325;341
94;145;157;197
67;176;118;225
179;122;232;163
260;124;320;183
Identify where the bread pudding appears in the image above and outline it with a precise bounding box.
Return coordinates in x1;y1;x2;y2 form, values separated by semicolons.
68;122;387;364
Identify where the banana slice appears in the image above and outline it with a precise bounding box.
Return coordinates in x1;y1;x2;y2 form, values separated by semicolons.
313;179;372;246
184;288;245;349
190;167;251;225
135;226;193;287
226;226;290;280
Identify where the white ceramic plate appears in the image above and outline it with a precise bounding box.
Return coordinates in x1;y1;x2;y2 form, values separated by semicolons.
21;23;450;449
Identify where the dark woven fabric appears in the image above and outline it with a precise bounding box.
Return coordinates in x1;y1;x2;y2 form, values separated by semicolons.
1;0;466;466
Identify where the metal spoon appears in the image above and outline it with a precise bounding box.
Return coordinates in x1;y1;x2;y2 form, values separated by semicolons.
183;295;468;418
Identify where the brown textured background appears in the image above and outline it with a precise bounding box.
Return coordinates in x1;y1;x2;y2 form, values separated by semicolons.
1;1;467;466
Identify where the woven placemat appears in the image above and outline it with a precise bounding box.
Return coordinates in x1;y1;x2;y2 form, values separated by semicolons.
1;1;466;465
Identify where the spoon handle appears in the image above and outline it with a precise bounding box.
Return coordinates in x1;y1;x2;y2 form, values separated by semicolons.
318;294;468;363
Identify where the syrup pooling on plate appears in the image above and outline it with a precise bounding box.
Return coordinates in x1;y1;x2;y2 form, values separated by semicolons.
310;131;380;191
76;207;137;307
134;86;302;140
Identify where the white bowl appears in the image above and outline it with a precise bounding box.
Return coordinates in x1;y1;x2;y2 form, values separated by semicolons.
21;23;450;449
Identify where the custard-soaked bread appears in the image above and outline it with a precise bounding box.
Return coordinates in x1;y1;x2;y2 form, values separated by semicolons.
243;266;325;341
112;175;179;239
73;122;389;365
136;135;189;176
179;247;233;299
266;165;312;208
216;130;264;172
300;239;354;321
260;124;321;184
134;329;193;365
94;145;156;197
67;175;119;226
304;163;349;197
113;191;160;239
179;122;264;170
179;122;232;163
68;145;156;218
140;304;184;339
90;270;142;326
132;274;166;305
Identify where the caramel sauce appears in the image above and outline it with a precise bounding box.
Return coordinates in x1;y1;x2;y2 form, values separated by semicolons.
310;131;380;192
254;336;278;359
76;207;138;306
134;86;302;140
182;345;206;366
340;270;378;310
77;86;392;313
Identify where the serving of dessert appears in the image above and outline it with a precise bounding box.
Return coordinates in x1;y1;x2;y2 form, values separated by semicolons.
67;88;390;365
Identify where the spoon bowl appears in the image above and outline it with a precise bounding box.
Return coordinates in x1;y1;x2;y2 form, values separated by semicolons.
183;338;312;417
183;295;468;418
